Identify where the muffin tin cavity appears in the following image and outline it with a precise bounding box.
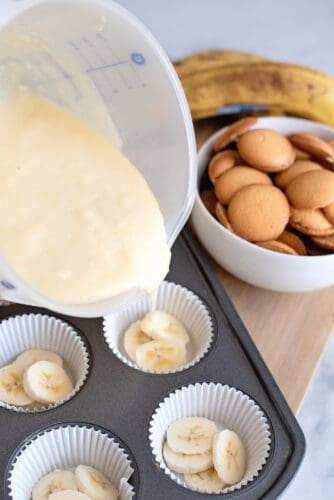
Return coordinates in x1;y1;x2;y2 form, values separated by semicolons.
6;422;138;500
0;314;90;413
103;281;215;374
149;382;271;494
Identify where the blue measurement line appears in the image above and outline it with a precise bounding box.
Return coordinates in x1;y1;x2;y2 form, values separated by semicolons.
85;61;128;73
95;33;129;86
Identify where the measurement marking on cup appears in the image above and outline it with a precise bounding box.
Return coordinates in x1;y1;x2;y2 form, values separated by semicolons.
68;39;117;95
81;36;94;48
95;33;130;86
51;37;148;94
87;38;129;94
85;61;128;73
131;53;145;65
80;36;127;92
95;33;142;85
68;37;130;91
1;281;15;290
74;38;109;97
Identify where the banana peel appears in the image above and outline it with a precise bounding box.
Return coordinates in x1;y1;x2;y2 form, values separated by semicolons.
174;49;267;77
175;55;334;126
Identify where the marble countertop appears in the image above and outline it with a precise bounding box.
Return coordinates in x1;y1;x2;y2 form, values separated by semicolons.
116;1;334;497
282;334;334;498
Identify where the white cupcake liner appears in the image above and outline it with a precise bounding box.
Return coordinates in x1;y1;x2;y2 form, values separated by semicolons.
149;382;271;494
0;313;90;413
103;281;215;374
7;422;135;500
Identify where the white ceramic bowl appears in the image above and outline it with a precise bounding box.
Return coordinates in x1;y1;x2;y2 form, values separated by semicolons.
191;116;334;292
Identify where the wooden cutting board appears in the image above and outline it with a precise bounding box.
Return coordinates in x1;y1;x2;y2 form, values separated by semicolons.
195;118;334;414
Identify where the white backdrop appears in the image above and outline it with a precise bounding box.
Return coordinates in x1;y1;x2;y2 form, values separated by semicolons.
117;0;334;74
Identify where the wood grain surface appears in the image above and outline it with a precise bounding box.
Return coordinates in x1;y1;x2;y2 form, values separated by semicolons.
195;118;334;414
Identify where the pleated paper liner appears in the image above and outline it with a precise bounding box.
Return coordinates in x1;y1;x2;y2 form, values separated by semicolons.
149;382;271;494
103;281;215;374
0;313;90;412
7;422;136;500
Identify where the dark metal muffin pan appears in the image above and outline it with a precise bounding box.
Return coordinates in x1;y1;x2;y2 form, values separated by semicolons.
0;226;305;499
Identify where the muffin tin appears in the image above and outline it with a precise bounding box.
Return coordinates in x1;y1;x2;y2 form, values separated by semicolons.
0;226;305;499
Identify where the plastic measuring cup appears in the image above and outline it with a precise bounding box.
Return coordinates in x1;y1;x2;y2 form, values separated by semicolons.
0;0;196;317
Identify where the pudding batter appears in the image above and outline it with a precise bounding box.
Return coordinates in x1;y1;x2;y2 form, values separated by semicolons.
0;91;171;304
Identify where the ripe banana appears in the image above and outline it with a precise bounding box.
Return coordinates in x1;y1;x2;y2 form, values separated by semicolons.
184;468;225;493
0;364;33;406
75;465;118;500
179;61;334;126
213;430;246;485
140;311;190;345
123;320;152;362
23;360;73;403
167;417;217;455
32;470;78;500
135;339;186;373
163;442;213;474
15;349;63;370
174;50;267;78
49;491;91;500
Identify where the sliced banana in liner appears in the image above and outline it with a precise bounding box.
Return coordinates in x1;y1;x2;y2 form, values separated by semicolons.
0;364;33;406
135;340;186;373
49;491;91;500
167;417;218;455
75;465;119;500
15;349;63;370
184;468;226;493
126;310;190;373
122;310;190;373
32;470;78;500
164;422;247;490
141;311;190;345
163;442;213;474
123;320;152;362
213;429;246;485
23;360;73;404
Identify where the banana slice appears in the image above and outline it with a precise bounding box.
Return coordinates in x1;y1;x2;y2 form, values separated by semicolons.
75;465;118;500
123;320;152;361
49;492;91;500
15;349;63;370
0;364;33;406
32;470;78;500
184;468;226;493
23;360;73;404
163;442;213;474
140;311;190;345
213;430;246;485
135;340;186;373
167;417;217;455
